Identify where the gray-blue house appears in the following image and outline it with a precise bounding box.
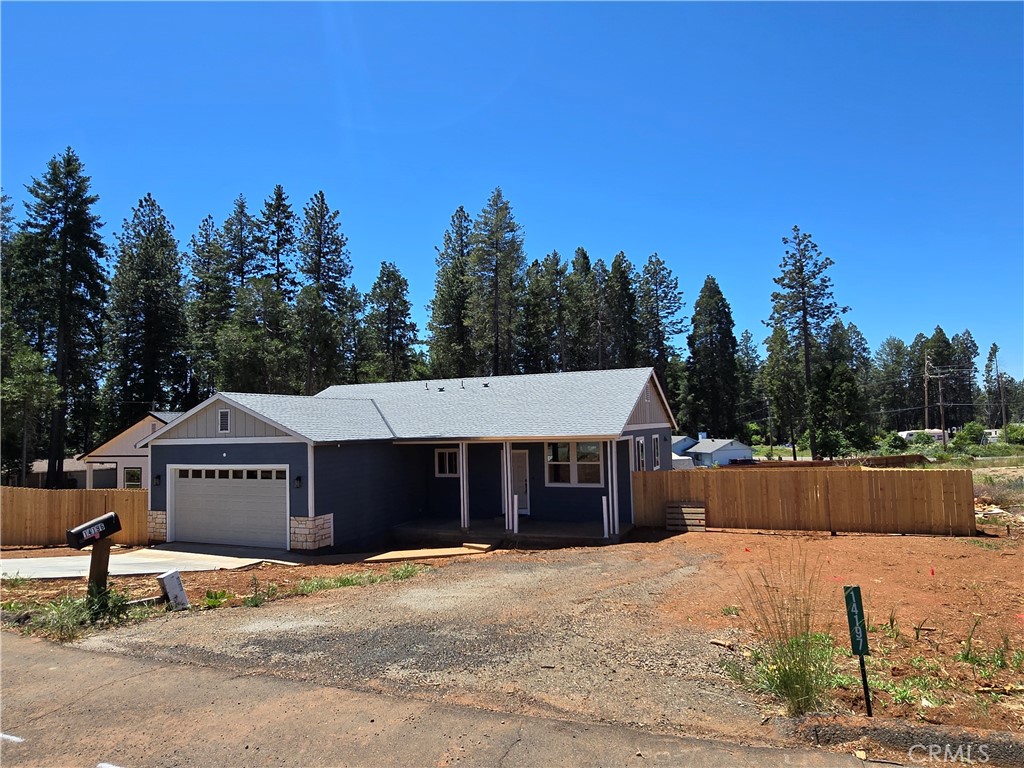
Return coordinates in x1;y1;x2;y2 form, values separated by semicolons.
138;368;676;552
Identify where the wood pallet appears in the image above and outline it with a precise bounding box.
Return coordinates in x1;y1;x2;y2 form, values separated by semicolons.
665;503;706;532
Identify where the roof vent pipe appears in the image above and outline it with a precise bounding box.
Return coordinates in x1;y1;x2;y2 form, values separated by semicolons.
482;382;489;388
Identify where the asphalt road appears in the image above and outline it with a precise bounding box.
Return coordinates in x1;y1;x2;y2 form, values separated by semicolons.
0;634;861;768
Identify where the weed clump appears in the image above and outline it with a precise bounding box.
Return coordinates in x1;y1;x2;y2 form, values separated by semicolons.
740;549;842;716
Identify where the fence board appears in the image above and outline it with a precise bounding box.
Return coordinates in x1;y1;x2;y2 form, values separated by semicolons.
631;467;975;536
1;488;149;546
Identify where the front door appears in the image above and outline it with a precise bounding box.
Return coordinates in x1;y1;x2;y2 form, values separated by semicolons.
511;450;530;515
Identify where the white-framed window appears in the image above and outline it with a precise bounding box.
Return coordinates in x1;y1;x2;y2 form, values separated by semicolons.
435;448;459;478
545;441;603;487
123;467;142;489
217;409;230;433
635;437;646;471
652;436;661;470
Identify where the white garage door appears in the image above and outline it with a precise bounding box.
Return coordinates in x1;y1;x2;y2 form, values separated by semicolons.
172;467;288;549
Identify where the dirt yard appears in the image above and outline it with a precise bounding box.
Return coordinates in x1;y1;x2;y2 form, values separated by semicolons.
3;464;1022;762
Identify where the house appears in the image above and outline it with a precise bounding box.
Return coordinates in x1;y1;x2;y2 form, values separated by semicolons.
897;429;946;443
683;438;753;467
671;453;695;470
79;411;183;489
25;457;115;488
138;368;676;552
671;435;697;454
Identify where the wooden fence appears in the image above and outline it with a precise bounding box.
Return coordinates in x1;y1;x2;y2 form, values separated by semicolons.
632;468;975;536
1;487;150;546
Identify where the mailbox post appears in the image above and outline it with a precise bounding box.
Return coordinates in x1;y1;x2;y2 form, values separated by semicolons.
844;585;872;717
66;513;122;597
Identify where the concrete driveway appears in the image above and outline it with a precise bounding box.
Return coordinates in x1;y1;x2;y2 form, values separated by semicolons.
0;543;297;579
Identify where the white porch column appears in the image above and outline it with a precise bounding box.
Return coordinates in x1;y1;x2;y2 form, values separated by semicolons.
502;441;513;532
610;439;620;535
459;442;470;530
85;463;95;490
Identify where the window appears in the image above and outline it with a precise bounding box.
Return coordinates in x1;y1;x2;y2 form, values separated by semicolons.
218;409;230;433
545;442;603;487
635;437;646;471
218;469;229;479
246;469;257;479
435;448;459;477
275;470;286;480
652;437;661;470
178;469;189;479
123;467;142;489
260;469;272;480
205;469;216;479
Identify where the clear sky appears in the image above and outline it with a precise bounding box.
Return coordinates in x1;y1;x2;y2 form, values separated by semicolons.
3;2;1022;378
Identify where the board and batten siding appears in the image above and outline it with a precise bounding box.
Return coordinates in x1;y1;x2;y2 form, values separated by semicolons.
160;402;289;440
626;380;672;427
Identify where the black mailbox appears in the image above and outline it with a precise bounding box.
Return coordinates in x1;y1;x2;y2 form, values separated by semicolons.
66;512;122;550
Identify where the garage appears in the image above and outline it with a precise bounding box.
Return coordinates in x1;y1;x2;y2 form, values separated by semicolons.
171;467;289;549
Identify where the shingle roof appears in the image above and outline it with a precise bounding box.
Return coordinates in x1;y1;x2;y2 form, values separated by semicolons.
152;411;184;423
221;393;395;442
313;368;659;441
686;439;750;453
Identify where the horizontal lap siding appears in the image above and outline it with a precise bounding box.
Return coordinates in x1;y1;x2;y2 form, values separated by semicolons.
631;468;974;535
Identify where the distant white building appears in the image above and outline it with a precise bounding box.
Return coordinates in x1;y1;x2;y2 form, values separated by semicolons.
671;453;695;470
897;429;946;443
683;438;753;467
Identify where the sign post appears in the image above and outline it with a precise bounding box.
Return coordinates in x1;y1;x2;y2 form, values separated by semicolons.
844;585;872;717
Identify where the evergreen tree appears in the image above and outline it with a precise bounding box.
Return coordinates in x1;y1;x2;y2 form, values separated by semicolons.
983;344;1009;429
763;322;805;458
257;184;298;300
184;216;233;403
605;252;639;369
871;336;913;432
767;226;847;458
637;252;686;386
562;247;599;371
736;329;765;436
948;329;979;428
426;206;474;378
466;188;525;376
810;320;873;457
216;277;299;393
591;258;611;369
924;326;953;430
296;191;356;392
907;332;930;428
521;251;567;373
361;262;418;382
222;194;263;291
101;194;187;432
685;276;739;438
17;148;107;486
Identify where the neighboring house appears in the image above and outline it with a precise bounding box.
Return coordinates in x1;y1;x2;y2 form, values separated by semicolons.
684;438;753;467
26;457;115;489
983;429;1002;444
138;368;676;552
79;411;183;490
671;435;697;454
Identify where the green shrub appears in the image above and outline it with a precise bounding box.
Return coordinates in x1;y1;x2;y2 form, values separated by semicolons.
950;422;986;452
1005;424;1024;445
203;589;233;608
877;432;908;455
242;577;278;607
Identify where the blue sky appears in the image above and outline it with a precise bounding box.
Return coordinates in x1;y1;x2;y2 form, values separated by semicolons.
3;2;1022;378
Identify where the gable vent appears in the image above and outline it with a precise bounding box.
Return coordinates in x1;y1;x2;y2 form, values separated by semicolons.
218;409;230;433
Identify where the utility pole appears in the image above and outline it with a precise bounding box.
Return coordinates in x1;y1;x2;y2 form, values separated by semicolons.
923;352;930;430
937;373;948;449
765;398;774;455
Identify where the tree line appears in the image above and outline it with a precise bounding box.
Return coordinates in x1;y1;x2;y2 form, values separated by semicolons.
2;148;1021;485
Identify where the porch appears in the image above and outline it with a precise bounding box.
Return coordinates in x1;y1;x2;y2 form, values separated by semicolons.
392;516;633;549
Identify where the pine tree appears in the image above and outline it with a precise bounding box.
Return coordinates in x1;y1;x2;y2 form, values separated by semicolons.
466;188;525;376
296;191;356;392
736;330;764;435
521;251;567;373
763;322;805;458
948;330;979;428
427;206;474;378
222;194;263;291
184;216;233;403
983;344;1008;429
767;226;847;458
562;247;599;371
871;336;913;432
924;326;953;430
101;193;187;432
18;148;107;486
605;252;639;369
216;277;299;393
685;276;739;438
810;320;873;457
361;262;418;383
257;184;298;300
637;252;686;386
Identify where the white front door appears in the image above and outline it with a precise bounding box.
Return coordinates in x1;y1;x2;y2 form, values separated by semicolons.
511;450;530;515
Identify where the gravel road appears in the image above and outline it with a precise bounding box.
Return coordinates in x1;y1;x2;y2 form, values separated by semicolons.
80;543;778;746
